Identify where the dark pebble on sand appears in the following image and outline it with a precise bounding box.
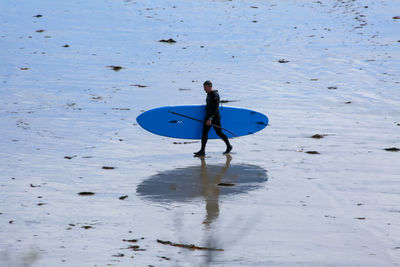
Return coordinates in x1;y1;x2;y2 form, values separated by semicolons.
217;183;235;186
384;147;400;152
131;84;147;88
311;134;324;139
159;38;176;43
78;192;95;196
107;66;123;71
33;14;43;18
62;44;69;48
393;16;400;19
328;86;337;90
123;239;138;243
278;59;289;63
81;225;93;229
102;166;115;170
306;151;320;154
113;253;124;257
119;195;128;200
36;29;45;33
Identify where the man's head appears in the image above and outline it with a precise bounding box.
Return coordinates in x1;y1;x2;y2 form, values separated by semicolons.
203;80;213;93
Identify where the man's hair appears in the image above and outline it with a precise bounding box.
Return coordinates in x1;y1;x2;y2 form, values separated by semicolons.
203;80;212;87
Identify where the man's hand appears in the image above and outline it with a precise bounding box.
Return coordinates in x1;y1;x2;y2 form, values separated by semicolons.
205;119;212;126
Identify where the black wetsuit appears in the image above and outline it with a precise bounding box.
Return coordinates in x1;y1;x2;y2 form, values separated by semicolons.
200;90;230;152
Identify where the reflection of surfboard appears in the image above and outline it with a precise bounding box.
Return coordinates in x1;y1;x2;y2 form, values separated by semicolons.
136;163;268;202
136;105;268;139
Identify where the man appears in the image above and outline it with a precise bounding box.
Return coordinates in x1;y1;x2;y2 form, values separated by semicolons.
194;80;232;157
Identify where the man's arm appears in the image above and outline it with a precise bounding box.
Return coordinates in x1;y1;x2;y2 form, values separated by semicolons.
206;93;220;123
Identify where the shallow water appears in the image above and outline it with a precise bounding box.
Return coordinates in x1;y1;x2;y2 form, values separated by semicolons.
1;0;400;266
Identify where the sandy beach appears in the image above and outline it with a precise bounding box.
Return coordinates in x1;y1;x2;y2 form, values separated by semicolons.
1;0;399;266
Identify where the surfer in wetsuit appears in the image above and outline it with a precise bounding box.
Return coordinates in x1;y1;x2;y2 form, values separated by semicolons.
194;80;232;157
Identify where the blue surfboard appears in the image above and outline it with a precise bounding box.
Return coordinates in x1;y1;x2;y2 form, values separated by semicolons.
136;105;268;139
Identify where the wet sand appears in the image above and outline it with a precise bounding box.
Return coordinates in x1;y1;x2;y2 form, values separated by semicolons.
1;0;400;266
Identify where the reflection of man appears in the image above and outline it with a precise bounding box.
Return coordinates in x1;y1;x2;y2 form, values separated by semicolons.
194;80;232;157
199;154;232;227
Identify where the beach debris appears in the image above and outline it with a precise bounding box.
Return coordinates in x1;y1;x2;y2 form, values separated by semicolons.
64;155;77;159
393;16;400;19
310;78;319;81
178;88;191;91
107;65;123;71
9;220;14;224
112;253;124;257
384;147;400;152
102;166;116;170
77;192;95;196
127;245;146;251
119;195;128;200
159;256;171;260
33;14;43;18
16;119;30;130
157;239;224;251
37;203;46;206
81;225;93;229
62;44;69;48
345;101;352;104
278;59;289;63
123;239;138;243
131;84;148;88
30;184;41;188
217;183;235;186
36;29;45;33
306;151;320;154
91;96;103;100
355;217;366;220
173;141;198;144
112;108;130;110
327;86;337;90
310;134;326;139
159;38;176;43
20;67;29;70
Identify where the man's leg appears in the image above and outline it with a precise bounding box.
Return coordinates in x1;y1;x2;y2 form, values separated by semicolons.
194;124;211;156
212;120;232;154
